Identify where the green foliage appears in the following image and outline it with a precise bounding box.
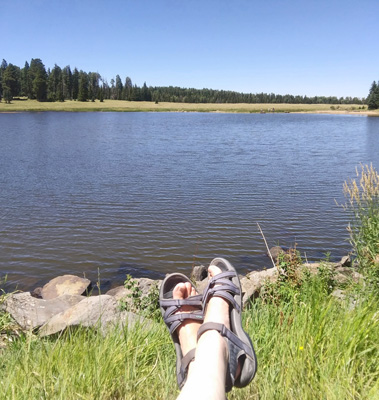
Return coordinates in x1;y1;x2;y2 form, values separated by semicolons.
341;164;379;290
261;249;338;305
120;275;161;322
367;80;379;110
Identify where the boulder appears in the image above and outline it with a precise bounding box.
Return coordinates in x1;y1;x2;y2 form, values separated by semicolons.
241;267;278;307
340;254;352;267
1;292;85;330
41;275;91;300
106;286;131;300
137;277;161;295
39;295;147;336
335;266;364;284
195;278;209;295
268;246;285;263
191;265;208;281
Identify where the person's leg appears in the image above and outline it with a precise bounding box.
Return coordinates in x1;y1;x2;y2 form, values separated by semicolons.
172;281;202;377
178;265;229;400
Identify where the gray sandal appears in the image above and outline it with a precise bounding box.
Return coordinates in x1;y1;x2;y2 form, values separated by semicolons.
200;258;257;392
159;273;204;389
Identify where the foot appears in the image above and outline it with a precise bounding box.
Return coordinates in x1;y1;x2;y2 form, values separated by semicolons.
203;265;231;330
173;282;202;358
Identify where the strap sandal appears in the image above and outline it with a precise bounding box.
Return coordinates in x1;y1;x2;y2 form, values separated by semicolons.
159;273;204;389
201;258;257;392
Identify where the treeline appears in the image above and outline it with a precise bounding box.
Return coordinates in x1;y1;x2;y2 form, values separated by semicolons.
0;58;366;105
367;81;379;110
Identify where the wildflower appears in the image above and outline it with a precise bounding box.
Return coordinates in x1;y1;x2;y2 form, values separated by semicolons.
299;346;304;351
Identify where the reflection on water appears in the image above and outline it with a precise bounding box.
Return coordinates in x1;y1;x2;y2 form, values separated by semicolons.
0;112;378;291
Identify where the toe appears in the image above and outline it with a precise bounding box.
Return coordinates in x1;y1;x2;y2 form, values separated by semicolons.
173;282;186;300
208;264;222;278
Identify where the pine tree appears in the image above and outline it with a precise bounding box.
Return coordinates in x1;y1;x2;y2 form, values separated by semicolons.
2;64;21;103
367;81;379;110
77;71;88;101
29;58;47;101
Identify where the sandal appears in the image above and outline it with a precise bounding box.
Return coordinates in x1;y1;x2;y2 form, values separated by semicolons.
159;273;204;389
200;258;257;392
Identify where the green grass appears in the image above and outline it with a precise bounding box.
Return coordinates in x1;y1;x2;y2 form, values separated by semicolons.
1;276;378;399
1;98;377;115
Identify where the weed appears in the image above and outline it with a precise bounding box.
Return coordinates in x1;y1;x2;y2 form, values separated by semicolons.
341;163;379;290
120;275;161;321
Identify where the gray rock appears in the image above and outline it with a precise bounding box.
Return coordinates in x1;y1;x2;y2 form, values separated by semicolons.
241;267;278;307
39;295;148;336
340;255;352;267
31;287;43;298
195;278;209;295
41;275;91;300
137;278;161;295
191;265;208;281
268;246;285;263
106;286;131;300
331;289;346;300
2;292;85;330
335;266;364;283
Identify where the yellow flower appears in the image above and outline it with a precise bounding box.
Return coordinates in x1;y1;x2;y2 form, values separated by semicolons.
299;346;304;351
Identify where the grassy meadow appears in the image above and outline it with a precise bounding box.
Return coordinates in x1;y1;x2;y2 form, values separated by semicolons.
1;98;377;115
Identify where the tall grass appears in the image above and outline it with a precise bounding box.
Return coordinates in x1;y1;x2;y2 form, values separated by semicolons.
342;164;379;288
1;272;378;399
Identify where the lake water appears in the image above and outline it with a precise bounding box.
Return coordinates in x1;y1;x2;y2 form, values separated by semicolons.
1;112;378;291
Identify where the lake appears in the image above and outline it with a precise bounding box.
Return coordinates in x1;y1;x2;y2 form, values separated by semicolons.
0;112;378;291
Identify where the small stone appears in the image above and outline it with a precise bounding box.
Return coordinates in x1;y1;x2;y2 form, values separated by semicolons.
31;287;43;298
268;246;285;263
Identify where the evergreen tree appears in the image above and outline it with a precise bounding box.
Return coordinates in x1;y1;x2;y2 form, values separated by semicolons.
62;66;73;100
115;75;123;100
21;61;31;97
141;82;151;101
123;76;132;100
88;72;100;100
29;58;47;101
0;59;8;101
77;71;88;101
47;64;62;101
367;81;379;110
72;68;79;100
2;64;21;102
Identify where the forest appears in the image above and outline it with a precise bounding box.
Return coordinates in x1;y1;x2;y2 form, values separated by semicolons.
0;58;369;106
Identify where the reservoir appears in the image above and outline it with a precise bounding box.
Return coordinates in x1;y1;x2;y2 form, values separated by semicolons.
1;112;378;291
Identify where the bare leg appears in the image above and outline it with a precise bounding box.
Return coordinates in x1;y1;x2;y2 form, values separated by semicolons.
178;265;230;400
172;282;202;376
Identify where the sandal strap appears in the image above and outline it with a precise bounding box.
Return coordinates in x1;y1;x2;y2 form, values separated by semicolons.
165;311;204;334
197;322;253;391
197;322;253;357
202;273;241;313
160;294;203;333
179;348;196;384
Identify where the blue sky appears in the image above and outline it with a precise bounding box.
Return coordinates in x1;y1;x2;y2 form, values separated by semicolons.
2;0;378;98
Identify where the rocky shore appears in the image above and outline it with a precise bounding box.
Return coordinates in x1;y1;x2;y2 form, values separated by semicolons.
0;251;361;339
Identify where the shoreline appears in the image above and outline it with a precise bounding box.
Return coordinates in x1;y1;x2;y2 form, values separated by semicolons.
1;99;378;116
